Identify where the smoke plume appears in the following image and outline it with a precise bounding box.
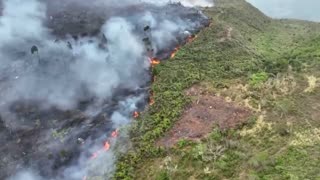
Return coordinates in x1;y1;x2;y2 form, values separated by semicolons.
0;0;210;179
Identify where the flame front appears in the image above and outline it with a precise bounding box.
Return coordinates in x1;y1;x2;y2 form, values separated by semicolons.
187;35;197;43
170;47;179;58
103;141;110;151
89;129;118;161
85;32;198;180
133;111;139;118
149;57;160;67
111;129;119;138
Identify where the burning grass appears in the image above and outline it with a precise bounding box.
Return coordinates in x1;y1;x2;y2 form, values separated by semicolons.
115;0;320;179
89;129;119;160
149;57;160;67
0;0;213;178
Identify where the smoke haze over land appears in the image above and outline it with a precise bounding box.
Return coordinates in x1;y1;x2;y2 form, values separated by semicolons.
0;0;210;179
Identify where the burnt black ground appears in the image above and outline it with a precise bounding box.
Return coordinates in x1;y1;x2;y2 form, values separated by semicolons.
0;1;209;179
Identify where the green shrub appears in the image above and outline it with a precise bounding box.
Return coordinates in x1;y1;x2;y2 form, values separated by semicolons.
249;72;269;87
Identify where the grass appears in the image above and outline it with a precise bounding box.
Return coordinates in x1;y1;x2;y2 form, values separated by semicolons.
113;0;320;179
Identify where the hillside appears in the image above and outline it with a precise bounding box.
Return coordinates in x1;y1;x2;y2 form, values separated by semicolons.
115;0;320;179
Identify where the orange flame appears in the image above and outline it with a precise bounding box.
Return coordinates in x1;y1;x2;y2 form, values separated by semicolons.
86;129;121;178
133;111;139;118
187;35;197;43
149;57;160;66
111;129;119;138
103;141;110;151
170;47;179;58
90;141;111;159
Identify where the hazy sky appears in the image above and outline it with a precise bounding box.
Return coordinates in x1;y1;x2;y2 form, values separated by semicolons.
246;0;320;22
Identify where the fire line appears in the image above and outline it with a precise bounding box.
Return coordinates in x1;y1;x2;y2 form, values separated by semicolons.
133;111;140;118
85;33;199;179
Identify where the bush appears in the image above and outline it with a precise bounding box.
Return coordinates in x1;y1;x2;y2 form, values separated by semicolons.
249;72;269;87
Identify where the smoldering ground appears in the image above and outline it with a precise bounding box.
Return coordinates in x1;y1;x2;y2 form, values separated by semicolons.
0;0;210;179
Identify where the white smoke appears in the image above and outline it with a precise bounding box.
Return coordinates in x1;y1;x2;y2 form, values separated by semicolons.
172;0;214;7
0;0;209;179
0;14;148;111
0;0;47;43
61;95;142;180
142;0;214;7
8;170;42;180
85;0;214;7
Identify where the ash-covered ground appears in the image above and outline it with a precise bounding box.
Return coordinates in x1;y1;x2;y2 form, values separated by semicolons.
0;0;210;179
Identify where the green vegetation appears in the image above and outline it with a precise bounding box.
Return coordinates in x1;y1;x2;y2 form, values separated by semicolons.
249;72;269;87
114;0;320;179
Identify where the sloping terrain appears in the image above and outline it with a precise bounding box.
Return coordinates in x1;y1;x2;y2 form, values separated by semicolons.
115;0;320;179
0;1;210;179
156;85;251;147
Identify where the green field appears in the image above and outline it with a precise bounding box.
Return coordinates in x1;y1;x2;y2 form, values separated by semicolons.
114;0;320;179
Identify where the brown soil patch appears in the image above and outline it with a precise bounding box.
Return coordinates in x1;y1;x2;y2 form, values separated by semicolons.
218;27;233;42
157;85;251;147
